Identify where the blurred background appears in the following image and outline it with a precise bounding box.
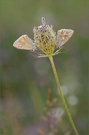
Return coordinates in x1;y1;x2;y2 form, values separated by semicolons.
0;0;89;135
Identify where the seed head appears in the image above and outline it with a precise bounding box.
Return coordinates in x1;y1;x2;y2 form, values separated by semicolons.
33;17;56;56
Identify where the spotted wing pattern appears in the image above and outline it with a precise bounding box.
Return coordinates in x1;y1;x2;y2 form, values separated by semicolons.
13;35;36;51
57;29;74;47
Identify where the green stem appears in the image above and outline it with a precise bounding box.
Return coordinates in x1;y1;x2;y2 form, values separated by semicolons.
49;56;79;135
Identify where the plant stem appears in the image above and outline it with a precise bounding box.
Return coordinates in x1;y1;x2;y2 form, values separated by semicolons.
49;56;79;135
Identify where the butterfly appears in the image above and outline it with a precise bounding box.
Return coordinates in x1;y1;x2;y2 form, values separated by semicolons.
13;29;74;57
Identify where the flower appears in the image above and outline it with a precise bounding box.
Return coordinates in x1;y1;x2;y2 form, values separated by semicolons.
13;17;74;58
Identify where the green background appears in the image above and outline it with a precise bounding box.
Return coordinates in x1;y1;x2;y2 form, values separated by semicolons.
0;0;89;135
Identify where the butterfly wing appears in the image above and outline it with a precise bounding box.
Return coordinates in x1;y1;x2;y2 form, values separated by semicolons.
13;35;36;51
30;47;47;58
57;29;74;48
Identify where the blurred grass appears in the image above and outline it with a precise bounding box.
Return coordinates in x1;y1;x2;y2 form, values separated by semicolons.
0;0;89;134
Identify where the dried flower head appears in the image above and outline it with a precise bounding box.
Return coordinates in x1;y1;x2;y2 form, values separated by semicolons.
13;17;74;58
38;90;65;135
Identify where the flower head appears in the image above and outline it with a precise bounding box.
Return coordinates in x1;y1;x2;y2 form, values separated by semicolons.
33;17;56;56
13;17;74;58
